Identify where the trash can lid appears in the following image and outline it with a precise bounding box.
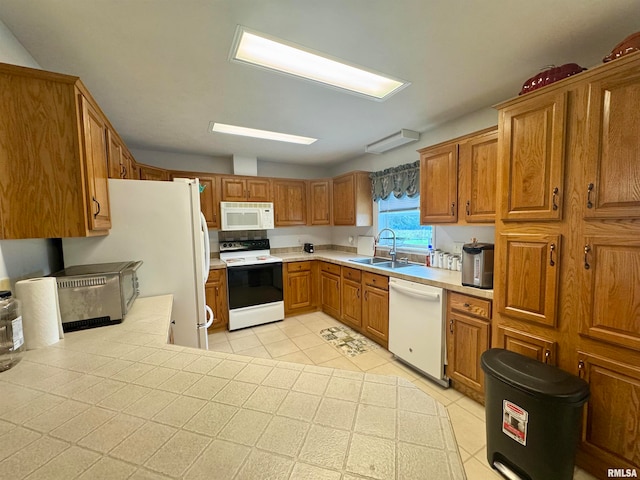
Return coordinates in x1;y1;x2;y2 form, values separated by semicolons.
481;349;590;405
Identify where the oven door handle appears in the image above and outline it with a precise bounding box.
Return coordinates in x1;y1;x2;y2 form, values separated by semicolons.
226;262;283;272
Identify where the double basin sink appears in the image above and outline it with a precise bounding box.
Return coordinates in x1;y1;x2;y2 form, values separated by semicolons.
348;257;412;270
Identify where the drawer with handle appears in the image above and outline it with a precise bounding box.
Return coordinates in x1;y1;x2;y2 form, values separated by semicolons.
449;292;491;320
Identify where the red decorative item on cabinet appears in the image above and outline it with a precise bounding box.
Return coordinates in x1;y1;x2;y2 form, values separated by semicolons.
519;63;586;95
603;31;640;62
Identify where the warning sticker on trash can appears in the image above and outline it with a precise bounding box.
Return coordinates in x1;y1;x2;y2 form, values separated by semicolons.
502;400;528;446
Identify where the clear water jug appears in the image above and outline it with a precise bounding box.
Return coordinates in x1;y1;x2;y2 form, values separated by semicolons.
0;290;24;372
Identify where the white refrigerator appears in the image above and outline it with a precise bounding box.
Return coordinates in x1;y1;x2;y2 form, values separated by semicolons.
62;178;214;349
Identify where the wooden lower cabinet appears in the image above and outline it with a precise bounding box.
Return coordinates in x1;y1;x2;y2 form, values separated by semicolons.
320;262;341;319
446;292;491;401
205;269;228;331
576;351;640;478
284;261;316;316
495;325;556;365
361;272;389;347
341;267;362;329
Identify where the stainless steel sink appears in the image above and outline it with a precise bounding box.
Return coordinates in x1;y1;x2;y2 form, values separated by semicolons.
348;258;412;269
376;261;412;269
348;257;390;265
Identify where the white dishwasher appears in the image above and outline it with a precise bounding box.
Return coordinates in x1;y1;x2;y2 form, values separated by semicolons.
388;278;448;387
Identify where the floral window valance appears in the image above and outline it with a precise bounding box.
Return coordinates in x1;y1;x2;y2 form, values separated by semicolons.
370;160;420;201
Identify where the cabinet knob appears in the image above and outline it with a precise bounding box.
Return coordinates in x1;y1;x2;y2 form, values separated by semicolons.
584;245;591;270
549;243;556;267
552;187;559;211
449;319;454;334
577;359;585;378
544;350;551;364
586;183;594;209
451;202;456;216
465;200;470;216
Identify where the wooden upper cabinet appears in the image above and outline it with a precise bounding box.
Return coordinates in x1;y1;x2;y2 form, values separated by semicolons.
80;96;111;231
220;176;271;202
107;130;135;180
419;143;458;224
308;179;332;225
583;65;640;219
170;172;219;229
332;171;372;226
274;179;306;226
138;164;169;181
580;236;640;351
498;90;567;221
459;129;498;223
497;233;561;327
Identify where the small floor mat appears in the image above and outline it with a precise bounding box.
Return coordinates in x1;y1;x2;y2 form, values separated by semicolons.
320;325;380;357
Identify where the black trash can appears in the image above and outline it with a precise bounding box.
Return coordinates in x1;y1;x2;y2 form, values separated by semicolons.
481;349;589;480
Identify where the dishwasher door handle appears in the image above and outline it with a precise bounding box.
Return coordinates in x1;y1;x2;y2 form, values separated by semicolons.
390;282;440;301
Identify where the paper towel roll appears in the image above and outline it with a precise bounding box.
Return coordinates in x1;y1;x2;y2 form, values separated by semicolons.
15;277;64;350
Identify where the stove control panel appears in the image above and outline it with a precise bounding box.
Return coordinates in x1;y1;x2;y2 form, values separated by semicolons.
220;239;271;252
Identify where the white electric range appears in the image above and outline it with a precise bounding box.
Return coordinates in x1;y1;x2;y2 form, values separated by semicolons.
219;239;284;331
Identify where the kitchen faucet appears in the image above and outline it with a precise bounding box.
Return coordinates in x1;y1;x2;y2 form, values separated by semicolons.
375;228;397;262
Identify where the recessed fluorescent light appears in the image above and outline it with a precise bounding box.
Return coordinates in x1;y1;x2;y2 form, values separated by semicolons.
230;26;409;101
209;122;317;145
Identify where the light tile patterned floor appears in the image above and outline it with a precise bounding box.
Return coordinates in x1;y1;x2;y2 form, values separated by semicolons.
210;311;598;480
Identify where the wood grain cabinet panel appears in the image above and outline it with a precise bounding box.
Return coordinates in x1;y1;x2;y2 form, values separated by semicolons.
583;67;640;219
447;313;490;392
419;143;458;224
0;64;116;238
308;179;331;225
205;269;228;330
274;179;307;226
220;176;271;202
332;171;372;226
459;130;498;223
80;96;111;231
341;267;362;329
499;90;566;221
580;236;640;351
362;272;389;347
576;352;640;476
497;233;561;327
320;263;341;319
138;164;169;181
170;171;219;229
495;325;556;364
284;261;316;316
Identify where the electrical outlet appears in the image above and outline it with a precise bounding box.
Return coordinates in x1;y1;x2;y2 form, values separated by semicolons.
0;277;10;291
453;242;464;254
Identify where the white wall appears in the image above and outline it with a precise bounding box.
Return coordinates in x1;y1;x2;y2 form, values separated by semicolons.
0;19;62;285
130;148;233;174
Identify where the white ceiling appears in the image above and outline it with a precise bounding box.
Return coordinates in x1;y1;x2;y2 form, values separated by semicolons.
1;0;638;166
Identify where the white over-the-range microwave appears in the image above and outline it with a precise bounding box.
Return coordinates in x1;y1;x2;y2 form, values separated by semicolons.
220;201;275;231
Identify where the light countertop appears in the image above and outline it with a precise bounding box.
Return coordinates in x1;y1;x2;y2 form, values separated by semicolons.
212;250;493;300
0;295;465;479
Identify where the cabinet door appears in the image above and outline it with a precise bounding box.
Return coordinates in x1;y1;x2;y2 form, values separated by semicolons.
220;177;246;201
495;325;556;365
320;271;341;319
309;179;331;225
584;67;640;219
139;164;169;181
420;143;458;224
332;174;355;225
459;130;498;223
247;178;271;202
447;313;490;392
274;180;307;226
80;96;111;231
205;270;228;330
497;233;561;327
581;236;640;351
198;177;217;228
341;278;362;329
499;91;566;221
363;285;389;344
106;130;124;179
285;269;313;314
122;150;134;179
576;352;640;475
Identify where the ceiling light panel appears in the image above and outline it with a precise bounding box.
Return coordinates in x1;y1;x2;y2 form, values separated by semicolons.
209;122;317;145
230;26;410;101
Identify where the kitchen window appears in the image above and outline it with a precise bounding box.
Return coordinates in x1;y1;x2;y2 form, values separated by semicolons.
376;194;434;250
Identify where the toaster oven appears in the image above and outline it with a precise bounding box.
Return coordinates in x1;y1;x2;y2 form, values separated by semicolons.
51;261;142;332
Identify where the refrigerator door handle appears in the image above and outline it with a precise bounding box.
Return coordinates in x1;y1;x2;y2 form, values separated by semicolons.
200;304;215;329
200;212;210;283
